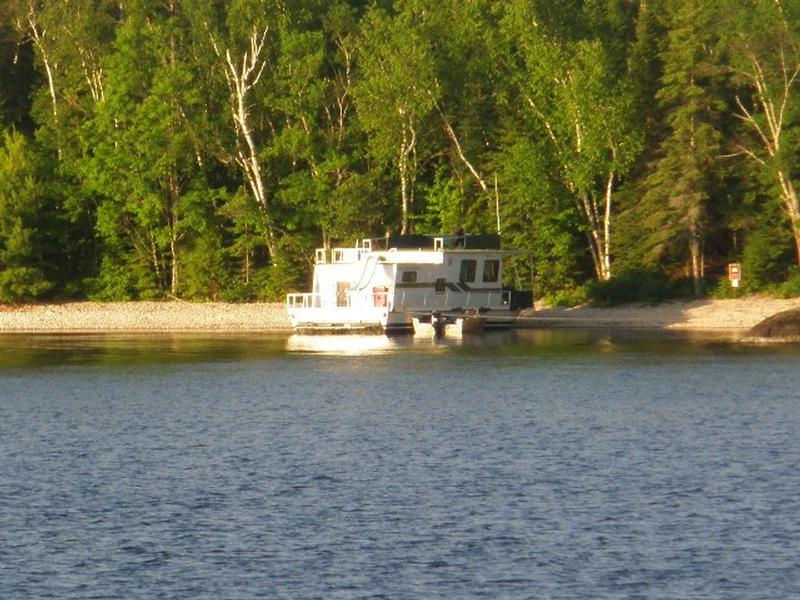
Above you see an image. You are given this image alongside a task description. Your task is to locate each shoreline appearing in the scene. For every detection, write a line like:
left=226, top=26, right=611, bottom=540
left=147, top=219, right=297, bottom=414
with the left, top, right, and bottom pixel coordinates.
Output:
left=517, top=297, right=800, bottom=332
left=0, top=296, right=798, bottom=334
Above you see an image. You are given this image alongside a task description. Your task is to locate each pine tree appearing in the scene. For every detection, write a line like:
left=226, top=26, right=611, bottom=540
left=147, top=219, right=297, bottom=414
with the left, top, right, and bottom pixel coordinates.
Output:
left=643, top=0, right=726, bottom=295
left=0, top=130, right=52, bottom=301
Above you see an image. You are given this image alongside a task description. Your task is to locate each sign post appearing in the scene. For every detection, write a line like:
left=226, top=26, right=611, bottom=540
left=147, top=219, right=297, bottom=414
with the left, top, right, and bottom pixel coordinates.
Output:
left=728, top=262, right=742, bottom=289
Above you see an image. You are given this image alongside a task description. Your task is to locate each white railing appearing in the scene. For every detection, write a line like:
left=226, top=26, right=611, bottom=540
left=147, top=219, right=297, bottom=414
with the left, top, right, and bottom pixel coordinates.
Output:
left=287, top=293, right=322, bottom=309
left=288, top=290, right=391, bottom=311
left=291, top=288, right=509, bottom=312
left=394, top=289, right=511, bottom=311
left=347, top=289, right=391, bottom=309
left=315, top=247, right=373, bottom=264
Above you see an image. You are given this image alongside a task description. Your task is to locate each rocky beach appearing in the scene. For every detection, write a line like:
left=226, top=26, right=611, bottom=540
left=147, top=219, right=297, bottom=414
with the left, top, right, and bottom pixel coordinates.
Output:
left=1, top=296, right=799, bottom=333
left=0, top=301, right=292, bottom=332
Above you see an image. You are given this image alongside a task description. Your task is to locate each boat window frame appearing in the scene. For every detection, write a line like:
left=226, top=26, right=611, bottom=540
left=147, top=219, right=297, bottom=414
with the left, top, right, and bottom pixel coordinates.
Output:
left=483, top=259, right=500, bottom=283
left=435, top=278, right=446, bottom=293
left=401, top=270, right=417, bottom=283
left=459, top=259, right=477, bottom=283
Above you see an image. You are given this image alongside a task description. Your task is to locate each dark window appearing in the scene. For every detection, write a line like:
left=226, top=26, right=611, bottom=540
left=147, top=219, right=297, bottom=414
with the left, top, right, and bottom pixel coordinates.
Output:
left=459, top=259, right=476, bottom=283
left=435, top=278, right=446, bottom=293
left=483, top=259, right=499, bottom=282
left=401, top=270, right=417, bottom=283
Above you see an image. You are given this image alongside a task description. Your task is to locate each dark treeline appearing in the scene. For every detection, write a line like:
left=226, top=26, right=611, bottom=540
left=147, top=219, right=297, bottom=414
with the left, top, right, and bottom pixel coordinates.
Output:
left=2, top=0, right=800, bottom=304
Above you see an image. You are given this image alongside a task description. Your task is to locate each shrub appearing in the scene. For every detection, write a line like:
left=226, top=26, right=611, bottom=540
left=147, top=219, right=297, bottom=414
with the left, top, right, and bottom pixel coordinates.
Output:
left=179, top=233, right=230, bottom=300
left=0, top=267, right=52, bottom=302
left=777, top=267, right=800, bottom=298
left=85, top=256, right=139, bottom=301
left=587, top=268, right=687, bottom=306
left=741, top=227, right=793, bottom=290
left=709, top=276, right=739, bottom=299
left=543, top=285, right=589, bottom=307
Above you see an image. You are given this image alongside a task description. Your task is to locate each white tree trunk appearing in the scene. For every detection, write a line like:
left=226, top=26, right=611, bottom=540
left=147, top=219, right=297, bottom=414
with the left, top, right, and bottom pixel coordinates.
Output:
left=397, top=115, right=417, bottom=235
left=209, top=28, right=278, bottom=258
left=602, top=170, right=615, bottom=281
left=778, top=170, right=800, bottom=266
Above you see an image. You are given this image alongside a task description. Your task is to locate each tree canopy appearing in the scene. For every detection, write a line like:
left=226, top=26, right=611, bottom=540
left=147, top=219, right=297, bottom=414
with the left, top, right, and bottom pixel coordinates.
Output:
left=1, top=0, right=800, bottom=303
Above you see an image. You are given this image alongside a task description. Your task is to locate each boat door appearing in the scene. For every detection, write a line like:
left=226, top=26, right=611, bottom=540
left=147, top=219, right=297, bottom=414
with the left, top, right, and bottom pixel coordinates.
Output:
left=336, top=282, right=350, bottom=307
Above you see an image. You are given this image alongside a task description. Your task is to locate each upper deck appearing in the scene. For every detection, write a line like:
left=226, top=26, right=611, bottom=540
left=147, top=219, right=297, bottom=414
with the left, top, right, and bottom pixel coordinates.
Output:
left=314, top=234, right=504, bottom=266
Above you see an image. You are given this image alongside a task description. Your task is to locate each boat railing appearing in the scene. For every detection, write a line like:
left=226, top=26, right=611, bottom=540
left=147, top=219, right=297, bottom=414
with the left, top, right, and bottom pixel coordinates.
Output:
left=315, top=247, right=372, bottom=264
left=287, top=293, right=323, bottom=309
left=288, top=291, right=391, bottom=311
left=346, top=288, right=390, bottom=310
left=394, top=289, right=512, bottom=310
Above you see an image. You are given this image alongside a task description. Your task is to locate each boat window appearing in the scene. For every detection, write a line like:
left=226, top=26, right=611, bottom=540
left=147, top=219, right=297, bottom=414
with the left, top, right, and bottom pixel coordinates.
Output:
left=435, top=278, right=446, bottom=293
left=401, top=270, right=417, bottom=283
left=483, top=259, right=499, bottom=282
left=459, top=259, right=476, bottom=283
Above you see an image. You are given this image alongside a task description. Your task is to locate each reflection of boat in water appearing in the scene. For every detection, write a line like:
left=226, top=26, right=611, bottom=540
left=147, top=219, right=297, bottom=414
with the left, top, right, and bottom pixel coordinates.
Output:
left=286, top=334, right=406, bottom=355
left=285, top=330, right=520, bottom=355
left=286, top=234, right=531, bottom=335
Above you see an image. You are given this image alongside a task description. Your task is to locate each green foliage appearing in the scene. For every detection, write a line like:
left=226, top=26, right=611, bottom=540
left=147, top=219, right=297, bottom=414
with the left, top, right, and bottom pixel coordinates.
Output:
left=641, top=0, right=727, bottom=294
left=544, top=285, right=590, bottom=308
left=86, top=255, right=138, bottom=301
left=256, top=235, right=314, bottom=301
left=777, top=268, right=800, bottom=298
left=0, top=130, right=52, bottom=301
left=4, top=0, right=800, bottom=304
left=587, top=269, right=691, bottom=306
left=740, top=226, right=794, bottom=290
left=416, top=166, right=463, bottom=234
left=180, top=232, right=230, bottom=300
left=495, top=132, right=587, bottom=296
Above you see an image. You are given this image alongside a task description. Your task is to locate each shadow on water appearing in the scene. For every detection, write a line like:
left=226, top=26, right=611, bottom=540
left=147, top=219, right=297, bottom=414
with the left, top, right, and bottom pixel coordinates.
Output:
left=2, top=328, right=799, bottom=369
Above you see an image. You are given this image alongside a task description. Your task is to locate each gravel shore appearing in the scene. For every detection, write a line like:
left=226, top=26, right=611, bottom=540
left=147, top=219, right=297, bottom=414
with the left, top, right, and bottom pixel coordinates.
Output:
left=0, top=302, right=291, bottom=332
left=1, top=296, right=798, bottom=333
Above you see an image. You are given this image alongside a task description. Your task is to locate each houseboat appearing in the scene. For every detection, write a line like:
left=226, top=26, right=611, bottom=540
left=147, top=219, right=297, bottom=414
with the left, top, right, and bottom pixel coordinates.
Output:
left=286, top=234, right=532, bottom=335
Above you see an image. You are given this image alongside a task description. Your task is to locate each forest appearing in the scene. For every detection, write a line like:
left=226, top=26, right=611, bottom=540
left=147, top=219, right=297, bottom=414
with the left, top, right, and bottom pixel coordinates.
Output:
left=1, top=0, right=800, bottom=305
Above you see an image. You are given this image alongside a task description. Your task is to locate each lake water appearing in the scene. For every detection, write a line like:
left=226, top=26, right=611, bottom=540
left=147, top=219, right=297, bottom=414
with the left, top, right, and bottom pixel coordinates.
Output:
left=1, top=330, right=799, bottom=598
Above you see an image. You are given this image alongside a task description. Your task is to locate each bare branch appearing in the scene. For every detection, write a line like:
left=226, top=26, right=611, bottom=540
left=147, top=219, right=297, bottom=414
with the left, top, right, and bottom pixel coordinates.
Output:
left=734, top=95, right=775, bottom=155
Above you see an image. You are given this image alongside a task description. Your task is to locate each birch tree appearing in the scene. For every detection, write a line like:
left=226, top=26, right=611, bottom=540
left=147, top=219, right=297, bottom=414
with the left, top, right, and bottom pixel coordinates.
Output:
left=425, top=0, right=504, bottom=233
left=6, top=0, right=61, bottom=148
left=502, top=1, right=641, bottom=281
left=354, top=7, right=439, bottom=235
left=206, top=23, right=279, bottom=259
left=727, top=0, right=800, bottom=266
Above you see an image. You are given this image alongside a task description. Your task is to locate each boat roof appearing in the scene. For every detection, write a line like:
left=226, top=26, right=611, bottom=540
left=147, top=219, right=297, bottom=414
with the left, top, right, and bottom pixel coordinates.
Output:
left=373, top=234, right=501, bottom=251
left=314, top=234, right=511, bottom=266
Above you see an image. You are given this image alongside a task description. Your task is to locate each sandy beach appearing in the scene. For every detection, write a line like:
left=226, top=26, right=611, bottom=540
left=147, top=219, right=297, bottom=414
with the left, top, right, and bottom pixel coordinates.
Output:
left=518, top=296, right=800, bottom=331
left=0, top=296, right=798, bottom=333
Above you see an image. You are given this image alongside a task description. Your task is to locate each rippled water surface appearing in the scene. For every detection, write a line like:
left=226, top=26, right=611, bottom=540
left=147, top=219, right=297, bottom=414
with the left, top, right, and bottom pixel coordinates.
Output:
left=1, top=331, right=799, bottom=598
